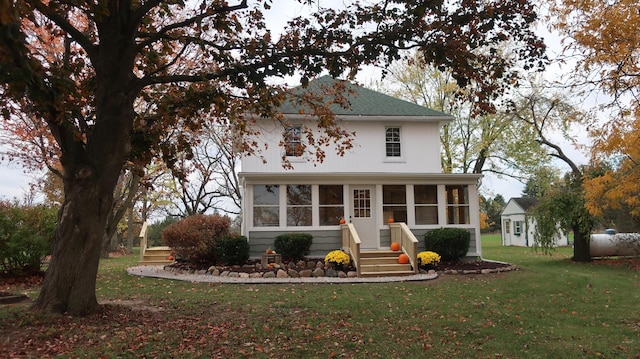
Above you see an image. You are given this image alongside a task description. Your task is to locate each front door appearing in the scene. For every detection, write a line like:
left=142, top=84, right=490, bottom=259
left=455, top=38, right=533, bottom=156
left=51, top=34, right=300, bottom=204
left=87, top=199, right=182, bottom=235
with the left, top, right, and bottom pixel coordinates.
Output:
left=351, top=186, right=379, bottom=249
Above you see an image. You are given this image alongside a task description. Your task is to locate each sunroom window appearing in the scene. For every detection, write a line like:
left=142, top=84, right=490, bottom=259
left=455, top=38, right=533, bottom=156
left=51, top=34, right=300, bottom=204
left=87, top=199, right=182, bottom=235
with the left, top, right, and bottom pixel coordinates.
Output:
left=287, top=185, right=312, bottom=226
left=445, top=185, right=470, bottom=224
left=383, top=185, right=407, bottom=222
left=253, top=185, right=279, bottom=227
left=414, top=185, right=438, bottom=224
left=319, top=185, right=344, bottom=226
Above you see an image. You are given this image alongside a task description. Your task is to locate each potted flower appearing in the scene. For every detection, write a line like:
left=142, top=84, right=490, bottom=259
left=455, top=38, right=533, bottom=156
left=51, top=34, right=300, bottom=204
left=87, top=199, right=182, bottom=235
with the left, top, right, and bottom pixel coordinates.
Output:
left=417, top=251, right=441, bottom=270
left=324, top=250, right=351, bottom=270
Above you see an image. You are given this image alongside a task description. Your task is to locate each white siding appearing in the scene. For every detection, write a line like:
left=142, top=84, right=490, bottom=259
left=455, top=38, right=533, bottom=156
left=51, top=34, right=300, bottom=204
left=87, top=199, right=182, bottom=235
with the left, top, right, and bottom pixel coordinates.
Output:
left=241, top=117, right=442, bottom=173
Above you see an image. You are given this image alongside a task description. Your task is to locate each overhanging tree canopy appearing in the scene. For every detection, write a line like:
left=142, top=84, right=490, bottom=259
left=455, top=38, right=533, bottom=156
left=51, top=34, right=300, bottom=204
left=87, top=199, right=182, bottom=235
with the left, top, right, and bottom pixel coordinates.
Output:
left=0, top=0, right=545, bottom=315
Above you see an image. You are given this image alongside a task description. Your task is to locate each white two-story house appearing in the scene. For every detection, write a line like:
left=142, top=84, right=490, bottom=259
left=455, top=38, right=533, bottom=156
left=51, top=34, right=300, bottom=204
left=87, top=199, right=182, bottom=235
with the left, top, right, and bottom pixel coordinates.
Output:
left=239, top=76, right=482, bottom=261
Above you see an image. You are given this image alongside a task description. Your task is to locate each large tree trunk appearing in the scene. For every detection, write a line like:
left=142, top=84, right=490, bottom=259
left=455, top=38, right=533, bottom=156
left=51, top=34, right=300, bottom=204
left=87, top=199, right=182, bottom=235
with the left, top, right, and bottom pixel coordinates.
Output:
left=572, top=224, right=591, bottom=262
left=34, top=183, right=115, bottom=315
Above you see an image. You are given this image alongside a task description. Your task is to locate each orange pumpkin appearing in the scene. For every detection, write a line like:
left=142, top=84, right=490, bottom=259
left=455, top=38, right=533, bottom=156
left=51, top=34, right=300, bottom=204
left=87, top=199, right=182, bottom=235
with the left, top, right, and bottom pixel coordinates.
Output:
left=388, top=217, right=395, bottom=223
left=339, top=218, right=346, bottom=224
left=390, top=242, right=400, bottom=251
left=167, top=255, right=175, bottom=261
left=398, top=253, right=409, bottom=264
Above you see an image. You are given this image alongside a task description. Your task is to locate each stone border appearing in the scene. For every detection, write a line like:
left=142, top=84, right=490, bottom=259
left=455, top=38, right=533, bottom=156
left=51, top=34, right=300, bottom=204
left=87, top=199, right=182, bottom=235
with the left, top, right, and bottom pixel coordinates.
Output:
left=127, top=261, right=518, bottom=284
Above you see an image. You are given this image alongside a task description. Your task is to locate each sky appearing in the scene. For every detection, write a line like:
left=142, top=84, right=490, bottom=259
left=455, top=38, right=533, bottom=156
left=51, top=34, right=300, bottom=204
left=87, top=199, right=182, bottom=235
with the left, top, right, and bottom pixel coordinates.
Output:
left=0, top=1, right=590, bottom=203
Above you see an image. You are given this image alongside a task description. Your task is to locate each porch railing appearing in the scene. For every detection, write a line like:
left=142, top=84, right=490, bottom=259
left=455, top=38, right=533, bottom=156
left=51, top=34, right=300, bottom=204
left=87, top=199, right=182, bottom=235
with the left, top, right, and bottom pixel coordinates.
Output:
left=139, top=221, right=148, bottom=262
left=341, top=223, right=362, bottom=277
left=389, top=222, right=419, bottom=274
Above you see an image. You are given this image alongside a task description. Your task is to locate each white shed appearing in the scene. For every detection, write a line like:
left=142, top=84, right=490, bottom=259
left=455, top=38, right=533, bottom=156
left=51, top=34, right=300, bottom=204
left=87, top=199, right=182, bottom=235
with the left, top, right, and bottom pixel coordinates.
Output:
left=500, top=197, right=569, bottom=247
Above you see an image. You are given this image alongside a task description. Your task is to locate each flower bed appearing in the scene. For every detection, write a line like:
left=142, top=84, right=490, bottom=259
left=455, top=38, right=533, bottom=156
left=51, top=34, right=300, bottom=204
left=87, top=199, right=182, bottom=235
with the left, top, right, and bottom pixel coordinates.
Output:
left=163, top=259, right=517, bottom=278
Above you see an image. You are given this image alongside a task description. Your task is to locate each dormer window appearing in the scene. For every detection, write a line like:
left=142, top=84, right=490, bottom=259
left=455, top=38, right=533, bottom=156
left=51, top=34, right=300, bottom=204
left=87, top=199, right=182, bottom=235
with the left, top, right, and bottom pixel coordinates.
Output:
left=385, top=127, right=401, bottom=157
left=285, top=126, right=303, bottom=157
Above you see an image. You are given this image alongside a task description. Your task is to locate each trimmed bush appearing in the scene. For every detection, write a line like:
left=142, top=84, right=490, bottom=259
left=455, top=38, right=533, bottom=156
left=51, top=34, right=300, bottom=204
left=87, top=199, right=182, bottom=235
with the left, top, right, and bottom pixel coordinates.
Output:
left=216, top=235, right=250, bottom=265
left=424, top=228, right=470, bottom=262
left=161, top=214, right=231, bottom=263
left=273, top=233, right=313, bottom=261
left=0, top=201, right=57, bottom=274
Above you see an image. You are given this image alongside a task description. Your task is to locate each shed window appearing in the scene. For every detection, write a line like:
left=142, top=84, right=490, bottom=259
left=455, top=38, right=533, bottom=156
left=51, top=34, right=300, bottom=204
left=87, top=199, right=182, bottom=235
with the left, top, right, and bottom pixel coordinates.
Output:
left=514, top=221, right=523, bottom=235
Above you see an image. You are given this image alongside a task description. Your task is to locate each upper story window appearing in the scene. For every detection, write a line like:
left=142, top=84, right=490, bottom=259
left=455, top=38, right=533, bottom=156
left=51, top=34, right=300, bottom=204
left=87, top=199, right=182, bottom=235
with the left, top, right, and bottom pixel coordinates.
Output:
left=385, top=127, right=401, bottom=157
left=285, top=126, right=304, bottom=157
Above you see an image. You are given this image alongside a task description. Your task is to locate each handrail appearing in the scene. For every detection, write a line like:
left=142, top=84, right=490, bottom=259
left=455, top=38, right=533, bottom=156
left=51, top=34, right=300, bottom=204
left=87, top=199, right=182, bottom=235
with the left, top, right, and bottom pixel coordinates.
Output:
left=139, top=221, right=148, bottom=262
left=389, top=222, right=419, bottom=274
left=341, top=223, right=362, bottom=277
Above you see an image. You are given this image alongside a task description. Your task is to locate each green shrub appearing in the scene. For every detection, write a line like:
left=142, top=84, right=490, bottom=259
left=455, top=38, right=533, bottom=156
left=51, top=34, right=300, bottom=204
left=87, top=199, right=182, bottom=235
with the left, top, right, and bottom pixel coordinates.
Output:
left=161, top=214, right=231, bottom=263
left=147, top=216, right=179, bottom=247
left=424, top=228, right=470, bottom=262
left=0, top=201, right=57, bottom=274
left=273, top=233, right=313, bottom=261
left=216, top=235, right=250, bottom=265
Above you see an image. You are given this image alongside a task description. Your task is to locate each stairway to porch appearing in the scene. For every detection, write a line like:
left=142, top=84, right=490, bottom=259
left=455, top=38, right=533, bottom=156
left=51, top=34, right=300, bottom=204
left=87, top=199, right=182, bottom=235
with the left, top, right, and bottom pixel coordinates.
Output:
left=138, top=246, right=173, bottom=265
left=359, top=250, right=415, bottom=277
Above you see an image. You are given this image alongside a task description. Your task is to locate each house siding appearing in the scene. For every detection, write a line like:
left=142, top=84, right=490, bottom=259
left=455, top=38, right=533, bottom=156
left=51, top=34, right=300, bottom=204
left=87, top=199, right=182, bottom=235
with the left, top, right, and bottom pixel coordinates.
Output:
left=248, top=230, right=342, bottom=258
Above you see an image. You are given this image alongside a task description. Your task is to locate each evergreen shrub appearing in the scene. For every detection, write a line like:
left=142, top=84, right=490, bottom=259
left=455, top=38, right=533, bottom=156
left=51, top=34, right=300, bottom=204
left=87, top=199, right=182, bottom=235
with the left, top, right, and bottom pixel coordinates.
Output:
left=273, top=233, right=313, bottom=261
left=424, top=228, right=470, bottom=262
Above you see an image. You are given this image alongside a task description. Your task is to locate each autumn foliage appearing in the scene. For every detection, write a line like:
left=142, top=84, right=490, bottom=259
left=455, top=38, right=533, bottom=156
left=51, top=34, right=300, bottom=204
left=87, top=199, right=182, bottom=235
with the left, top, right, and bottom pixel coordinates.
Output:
left=162, top=214, right=231, bottom=264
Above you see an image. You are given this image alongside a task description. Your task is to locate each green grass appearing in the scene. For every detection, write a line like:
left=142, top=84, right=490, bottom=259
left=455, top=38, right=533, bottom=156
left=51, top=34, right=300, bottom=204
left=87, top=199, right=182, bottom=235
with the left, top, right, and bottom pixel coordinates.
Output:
left=1, top=238, right=639, bottom=358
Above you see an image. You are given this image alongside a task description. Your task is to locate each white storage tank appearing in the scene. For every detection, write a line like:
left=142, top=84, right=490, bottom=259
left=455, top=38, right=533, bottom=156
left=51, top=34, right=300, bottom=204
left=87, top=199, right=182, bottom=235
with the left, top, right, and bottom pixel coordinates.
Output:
left=590, top=231, right=640, bottom=257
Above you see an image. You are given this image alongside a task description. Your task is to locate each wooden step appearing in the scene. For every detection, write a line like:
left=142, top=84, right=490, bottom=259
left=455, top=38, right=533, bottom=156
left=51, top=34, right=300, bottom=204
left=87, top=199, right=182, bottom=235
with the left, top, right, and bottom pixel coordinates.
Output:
left=361, top=263, right=412, bottom=272
left=139, top=247, right=173, bottom=265
left=360, top=270, right=416, bottom=278
left=361, top=256, right=401, bottom=265
left=360, top=250, right=398, bottom=258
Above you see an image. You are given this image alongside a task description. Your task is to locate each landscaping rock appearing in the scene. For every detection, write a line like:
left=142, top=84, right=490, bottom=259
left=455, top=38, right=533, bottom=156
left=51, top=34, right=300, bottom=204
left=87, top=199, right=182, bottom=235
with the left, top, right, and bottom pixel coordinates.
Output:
left=325, top=268, right=338, bottom=277
left=296, top=260, right=306, bottom=269
left=288, top=269, right=300, bottom=278
left=276, top=269, right=289, bottom=278
left=347, top=271, right=358, bottom=278
left=306, top=261, right=316, bottom=269
left=263, top=271, right=275, bottom=278
left=250, top=272, right=263, bottom=278
left=228, top=272, right=239, bottom=278
left=239, top=272, right=250, bottom=278
left=299, top=269, right=313, bottom=277
left=315, top=261, right=323, bottom=268
left=338, top=271, right=347, bottom=278
left=312, top=268, right=325, bottom=277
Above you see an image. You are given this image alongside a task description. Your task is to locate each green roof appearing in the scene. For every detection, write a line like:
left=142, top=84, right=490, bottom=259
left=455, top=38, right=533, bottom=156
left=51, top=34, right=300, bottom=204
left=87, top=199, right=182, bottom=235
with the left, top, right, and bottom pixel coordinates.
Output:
left=278, top=75, right=451, bottom=118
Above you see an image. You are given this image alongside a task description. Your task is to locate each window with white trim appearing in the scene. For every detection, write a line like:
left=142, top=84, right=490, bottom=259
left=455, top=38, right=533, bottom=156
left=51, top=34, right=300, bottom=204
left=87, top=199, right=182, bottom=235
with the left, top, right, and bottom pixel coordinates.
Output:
left=445, top=185, right=470, bottom=224
left=385, top=127, right=401, bottom=157
left=514, top=221, right=523, bottom=235
left=287, top=185, right=312, bottom=226
left=253, top=185, right=279, bottom=227
left=319, top=185, right=344, bottom=226
left=285, top=126, right=304, bottom=157
left=383, top=185, right=407, bottom=222
left=414, top=185, right=438, bottom=224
